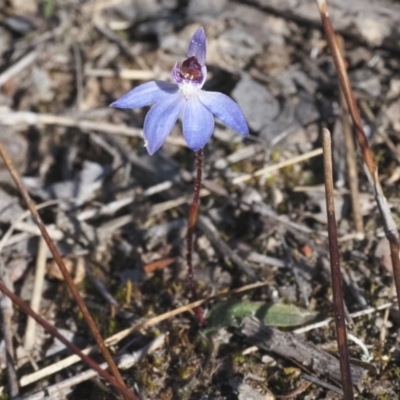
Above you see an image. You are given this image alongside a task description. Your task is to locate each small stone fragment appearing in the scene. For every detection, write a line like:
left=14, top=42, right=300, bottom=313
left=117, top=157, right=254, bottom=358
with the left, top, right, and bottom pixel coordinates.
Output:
left=232, top=73, right=279, bottom=132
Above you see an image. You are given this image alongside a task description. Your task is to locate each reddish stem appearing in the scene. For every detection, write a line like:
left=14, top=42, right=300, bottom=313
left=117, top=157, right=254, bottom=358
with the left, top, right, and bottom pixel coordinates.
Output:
left=186, top=149, right=205, bottom=325
left=322, top=129, right=354, bottom=399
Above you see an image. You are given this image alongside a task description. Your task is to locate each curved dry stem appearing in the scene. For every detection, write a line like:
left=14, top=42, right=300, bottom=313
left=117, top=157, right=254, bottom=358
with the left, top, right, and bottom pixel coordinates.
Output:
left=0, top=280, right=138, bottom=399
left=322, top=129, right=354, bottom=399
left=316, top=0, right=400, bottom=314
left=0, top=141, right=132, bottom=397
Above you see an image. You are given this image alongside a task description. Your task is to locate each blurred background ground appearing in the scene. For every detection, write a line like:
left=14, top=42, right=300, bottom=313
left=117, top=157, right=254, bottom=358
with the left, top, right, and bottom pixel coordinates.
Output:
left=1, top=0, right=400, bottom=399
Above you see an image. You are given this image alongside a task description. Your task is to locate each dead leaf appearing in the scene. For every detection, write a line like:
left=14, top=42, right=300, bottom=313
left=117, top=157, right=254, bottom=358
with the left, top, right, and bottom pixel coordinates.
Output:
left=47, top=257, right=86, bottom=284
left=144, top=257, right=175, bottom=273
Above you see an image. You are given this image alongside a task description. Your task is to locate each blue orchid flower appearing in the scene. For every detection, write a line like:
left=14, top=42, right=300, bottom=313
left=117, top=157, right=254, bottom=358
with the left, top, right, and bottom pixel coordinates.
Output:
left=110, top=27, right=249, bottom=155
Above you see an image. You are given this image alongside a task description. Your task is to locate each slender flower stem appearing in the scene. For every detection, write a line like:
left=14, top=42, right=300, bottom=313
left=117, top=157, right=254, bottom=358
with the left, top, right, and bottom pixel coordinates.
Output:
left=0, top=141, right=129, bottom=396
left=322, top=129, right=354, bottom=399
left=186, top=149, right=205, bottom=325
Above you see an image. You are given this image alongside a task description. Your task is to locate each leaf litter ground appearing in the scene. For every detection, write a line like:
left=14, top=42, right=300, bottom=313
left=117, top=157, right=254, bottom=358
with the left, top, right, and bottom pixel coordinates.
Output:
left=0, top=0, right=400, bottom=399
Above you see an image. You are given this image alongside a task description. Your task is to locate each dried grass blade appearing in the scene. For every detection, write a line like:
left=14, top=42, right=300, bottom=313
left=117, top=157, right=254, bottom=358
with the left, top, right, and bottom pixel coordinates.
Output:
left=316, top=0, right=400, bottom=313
left=0, top=141, right=135, bottom=399
left=322, top=128, right=354, bottom=398
left=0, top=279, right=138, bottom=400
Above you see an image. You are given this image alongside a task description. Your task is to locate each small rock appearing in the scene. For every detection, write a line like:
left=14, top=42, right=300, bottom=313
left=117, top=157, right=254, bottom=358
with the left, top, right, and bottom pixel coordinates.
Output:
left=209, top=27, right=262, bottom=70
left=6, top=257, right=29, bottom=282
left=224, top=5, right=289, bottom=46
left=0, top=128, right=28, bottom=173
left=232, top=73, right=279, bottom=132
left=230, top=380, right=267, bottom=400
left=31, top=67, right=54, bottom=102
left=295, top=92, right=319, bottom=125
left=354, top=16, right=391, bottom=47
left=114, top=0, right=175, bottom=21
left=241, top=187, right=263, bottom=211
left=387, top=79, right=400, bottom=100
left=0, top=189, right=23, bottom=224
left=261, top=354, right=275, bottom=364
left=26, top=161, right=110, bottom=206
left=45, top=328, right=86, bottom=357
left=273, top=66, right=318, bottom=96
left=350, top=69, right=382, bottom=98
left=259, top=100, right=300, bottom=145
left=187, top=0, right=228, bottom=16
left=386, top=100, right=400, bottom=132
left=10, top=0, right=37, bottom=14
left=374, top=237, right=392, bottom=273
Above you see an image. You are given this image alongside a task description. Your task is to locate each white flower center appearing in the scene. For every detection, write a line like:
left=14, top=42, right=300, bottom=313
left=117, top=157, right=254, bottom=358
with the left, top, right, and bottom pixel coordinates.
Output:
left=180, top=81, right=198, bottom=99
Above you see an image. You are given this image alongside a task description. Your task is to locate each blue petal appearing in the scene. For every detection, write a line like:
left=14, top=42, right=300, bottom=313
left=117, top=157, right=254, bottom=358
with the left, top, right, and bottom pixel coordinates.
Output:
left=144, top=92, right=185, bottom=155
left=197, top=91, right=249, bottom=135
left=187, top=27, right=206, bottom=66
left=182, top=94, right=214, bottom=151
left=110, top=81, right=179, bottom=109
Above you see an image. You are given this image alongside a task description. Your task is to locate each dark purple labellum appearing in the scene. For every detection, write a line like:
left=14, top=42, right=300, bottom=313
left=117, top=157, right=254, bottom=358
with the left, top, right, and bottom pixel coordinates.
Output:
left=181, top=56, right=202, bottom=81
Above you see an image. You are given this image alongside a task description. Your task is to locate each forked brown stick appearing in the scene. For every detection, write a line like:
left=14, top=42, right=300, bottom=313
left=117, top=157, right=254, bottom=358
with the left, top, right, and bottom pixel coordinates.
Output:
left=316, top=0, right=400, bottom=312
left=322, top=129, right=354, bottom=399
left=0, top=141, right=131, bottom=397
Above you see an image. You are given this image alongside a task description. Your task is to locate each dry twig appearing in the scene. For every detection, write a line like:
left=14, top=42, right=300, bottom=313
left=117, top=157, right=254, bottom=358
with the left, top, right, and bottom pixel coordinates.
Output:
left=322, top=128, right=354, bottom=398
left=232, top=148, right=323, bottom=184
left=316, top=0, right=400, bottom=313
left=0, top=279, right=137, bottom=400
left=0, top=267, right=19, bottom=397
left=19, top=334, right=166, bottom=400
left=24, top=237, right=47, bottom=351
left=85, top=68, right=168, bottom=81
left=0, top=111, right=186, bottom=146
left=336, top=35, right=364, bottom=238
left=0, top=141, right=132, bottom=397
left=0, top=50, right=39, bottom=87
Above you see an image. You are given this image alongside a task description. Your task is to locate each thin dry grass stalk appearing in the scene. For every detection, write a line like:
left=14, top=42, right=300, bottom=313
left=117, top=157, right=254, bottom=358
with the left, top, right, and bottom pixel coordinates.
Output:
left=20, top=334, right=166, bottom=400
left=24, top=237, right=47, bottom=351
left=0, top=142, right=135, bottom=398
left=322, top=128, right=354, bottom=399
left=0, top=110, right=186, bottom=146
left=0, top=279, right=138, bottom=400
left=336, top=35, right=364, bottom=238
left=316, top=0, right=400, bottom=312
left=1, top=271, right=19, bottom=397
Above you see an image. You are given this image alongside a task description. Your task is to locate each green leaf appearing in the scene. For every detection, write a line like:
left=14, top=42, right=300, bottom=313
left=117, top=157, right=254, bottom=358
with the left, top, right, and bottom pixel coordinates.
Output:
left=255, top=303, right=318, bottom=327
left=42, top=0, right=55, bottom=18
left=205, top=300, right=318, bottom=333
